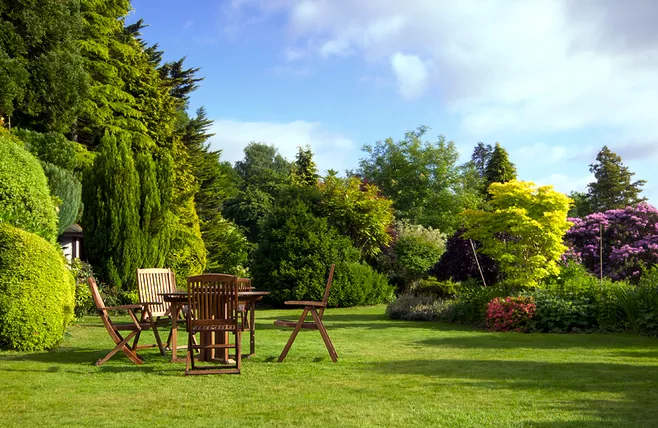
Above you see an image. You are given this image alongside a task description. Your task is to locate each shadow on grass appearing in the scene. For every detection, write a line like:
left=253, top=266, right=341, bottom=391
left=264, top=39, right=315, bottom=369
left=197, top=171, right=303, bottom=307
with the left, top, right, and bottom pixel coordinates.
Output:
left=258, top=312, right=479, bottom=332
left=0, top=347, right=179, bottom=374
left=366, top=358, right=658, bottom=426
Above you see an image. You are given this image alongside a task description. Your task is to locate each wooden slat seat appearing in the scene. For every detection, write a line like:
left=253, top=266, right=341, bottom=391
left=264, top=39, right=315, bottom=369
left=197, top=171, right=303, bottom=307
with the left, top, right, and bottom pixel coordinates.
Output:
left=274, top=264, right=338, bottom=363
left=273, top=320, right=318, bottom=329
left=283, top=300, right=326, bottom=307
left=112, top=322, right=153, bottom=331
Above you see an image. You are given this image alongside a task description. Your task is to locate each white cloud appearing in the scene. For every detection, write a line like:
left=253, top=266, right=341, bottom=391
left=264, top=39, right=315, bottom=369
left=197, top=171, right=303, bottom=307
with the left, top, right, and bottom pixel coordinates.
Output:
left=182, top=20, right=195, bottom=30
left=536, top=173, right=594, bottom=195
left=514, top=143, right=567, bottom=165
left=208, top=119, right=358, bottom=174
left=390, top=53, right=429, bottom=100
left=227, top=0, right=658, bottom=144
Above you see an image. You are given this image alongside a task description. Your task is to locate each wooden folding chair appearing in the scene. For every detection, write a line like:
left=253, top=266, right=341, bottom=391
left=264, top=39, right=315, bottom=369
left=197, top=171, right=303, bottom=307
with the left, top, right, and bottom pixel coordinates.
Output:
left=274, top=264, right=338, bottom=363
left=136, top=268, right=180, bottom=350
left=87, top=277, right=165, bottom=366
left=186, top=274, right=242, bottom=375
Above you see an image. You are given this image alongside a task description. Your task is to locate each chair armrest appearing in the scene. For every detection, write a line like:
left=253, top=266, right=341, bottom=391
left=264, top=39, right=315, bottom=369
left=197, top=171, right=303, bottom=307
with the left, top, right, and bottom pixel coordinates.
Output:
left=100, top=305, right=143, bottom=329
left=283, top=300, right=325, bottom=307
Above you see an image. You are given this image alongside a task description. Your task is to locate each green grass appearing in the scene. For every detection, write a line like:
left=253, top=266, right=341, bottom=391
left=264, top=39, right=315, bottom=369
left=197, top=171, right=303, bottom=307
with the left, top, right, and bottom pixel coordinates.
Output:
left=1, top=306, right=658, bottom=427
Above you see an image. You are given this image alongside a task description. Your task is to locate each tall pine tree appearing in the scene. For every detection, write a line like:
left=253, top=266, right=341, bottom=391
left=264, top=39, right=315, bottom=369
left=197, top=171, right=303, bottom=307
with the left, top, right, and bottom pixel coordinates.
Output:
left=484, top=142, right=517, bottom=195
left=587, top=146, right=646, bottom=212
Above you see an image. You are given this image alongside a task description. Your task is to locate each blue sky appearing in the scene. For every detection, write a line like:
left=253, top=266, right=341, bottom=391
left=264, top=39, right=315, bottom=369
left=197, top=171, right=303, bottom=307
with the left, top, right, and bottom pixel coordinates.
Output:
left=133, top=0, right=658, bottom=202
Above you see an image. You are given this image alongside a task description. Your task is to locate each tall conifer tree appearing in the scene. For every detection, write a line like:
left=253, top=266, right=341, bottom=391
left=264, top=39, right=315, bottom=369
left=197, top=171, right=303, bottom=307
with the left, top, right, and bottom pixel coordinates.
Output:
left=484, top=142, right=517, bottom=195
left=587, top=146, right=646, bottom=212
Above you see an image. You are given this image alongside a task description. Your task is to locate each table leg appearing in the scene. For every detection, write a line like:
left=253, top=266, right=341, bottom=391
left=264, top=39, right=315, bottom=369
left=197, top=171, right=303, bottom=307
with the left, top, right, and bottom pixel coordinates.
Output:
left=170, top=302, right=179, bottom=363
left=249, top=298, right=256, bottom=356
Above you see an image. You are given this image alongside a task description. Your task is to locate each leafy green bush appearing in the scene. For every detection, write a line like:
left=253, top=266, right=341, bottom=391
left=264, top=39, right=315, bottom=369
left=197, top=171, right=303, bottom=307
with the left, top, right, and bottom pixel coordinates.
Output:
left=0, top=224, right=75, bottom=350
left=527, top=263, right=630, bottom=332
left=0, top=132, right=58, bottom=241
left=252, top=200, right=392, bottom=307
left=386, top=293, right=452, bottom=321
left=377, top=221, right=446, bottom=291
left=42, top=162, right=82, bottom=235
left=331, top=261, right=395, bottom=307
left=416, top=277, right=461, bottom=299
left=529, top=289, right=594, bottom=332
left=445, top=280, right=508, bottom=326
left=69, top=259, right=95, bottom=317
left=617, top=267, right=658, bottom=336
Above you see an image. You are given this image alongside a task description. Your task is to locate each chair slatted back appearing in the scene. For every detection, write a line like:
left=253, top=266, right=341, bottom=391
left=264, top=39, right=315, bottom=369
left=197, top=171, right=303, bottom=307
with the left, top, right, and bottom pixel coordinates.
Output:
left=237, top=277, right=252, bottom=292
left=187, top=274, right=239, bottom=328
left=137, top=268, right=176, bottom=317
left=87, top=277, right=119, bottom=339
left=321, top=264, right=336, bottom=307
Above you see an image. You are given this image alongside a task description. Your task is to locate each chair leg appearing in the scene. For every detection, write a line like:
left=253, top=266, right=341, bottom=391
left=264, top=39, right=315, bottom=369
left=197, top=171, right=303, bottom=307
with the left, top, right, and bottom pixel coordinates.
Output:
left=186, top=328, right=194, bottom=374
left=310, top=307, right=338, bottom=362
left=278, top=307, right=309, bottom=362
left=131, top=329, right=142, bottom=353
left=236, top=330, right=242, bottom=373
left=97, top=331, right=141, bottom=366
left=149, top=317, right=165, bottom=356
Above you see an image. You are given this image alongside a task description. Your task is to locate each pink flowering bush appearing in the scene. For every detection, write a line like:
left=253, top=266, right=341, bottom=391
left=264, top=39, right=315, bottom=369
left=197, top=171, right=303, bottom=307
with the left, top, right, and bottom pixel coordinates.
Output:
left=486, top=296, right=536, bottom=332
left=565, top=203, right=658, bottom=283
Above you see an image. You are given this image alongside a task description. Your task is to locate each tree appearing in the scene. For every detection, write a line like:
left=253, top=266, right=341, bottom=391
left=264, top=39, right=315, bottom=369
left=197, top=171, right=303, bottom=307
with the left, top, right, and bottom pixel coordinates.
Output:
left=567, top=191, right=592, bottom=218
left=390, top=222, right=446, bottom=290
left=586, top=146, right=646, bottom=212
left=291, top=145, right=318, bottom=187
left=41, top=163, right=82, bottom=235
left=82, top=132, right=141, bottom=290
left=462, top=180, right=572, bottom=289
left=484, top=142, right=517, bottom=193
left=358, top=126, right=482, bottom=234
left=471, top=142, right=493, bottom=178
left=319, top=175, right=394, bottom=258
left=234, top=142, right=291, bottom=190
left=0, top=0, right=88, bottom=132
left=224, top=143, right=293, bottom=240
left=431, top=228, right=499, bottom=285
left=250, top=200, right=393, bottom=306
left=82, top=132, right=174, bottom=291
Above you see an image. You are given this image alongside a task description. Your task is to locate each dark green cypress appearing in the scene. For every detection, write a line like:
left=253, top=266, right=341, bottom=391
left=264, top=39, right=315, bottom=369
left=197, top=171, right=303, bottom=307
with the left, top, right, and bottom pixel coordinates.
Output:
left=82, top=132, right=140, bottom=290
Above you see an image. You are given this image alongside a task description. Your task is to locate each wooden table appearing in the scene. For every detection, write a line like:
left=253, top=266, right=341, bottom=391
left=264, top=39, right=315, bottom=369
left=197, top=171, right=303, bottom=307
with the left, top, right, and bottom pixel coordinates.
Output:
left=159, top=290, right=269, bottom=363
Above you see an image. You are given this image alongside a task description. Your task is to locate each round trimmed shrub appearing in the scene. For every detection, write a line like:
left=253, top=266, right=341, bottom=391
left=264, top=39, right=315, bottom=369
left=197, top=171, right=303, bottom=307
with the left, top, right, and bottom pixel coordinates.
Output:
left=0, top=224, right=75, bottom=350
left=0, top=133, right=58, bottom=242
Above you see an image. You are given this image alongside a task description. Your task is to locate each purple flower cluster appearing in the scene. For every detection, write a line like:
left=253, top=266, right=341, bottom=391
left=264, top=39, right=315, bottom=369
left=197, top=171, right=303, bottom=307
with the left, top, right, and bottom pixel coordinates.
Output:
left=565, top=203, right=658, bottom=282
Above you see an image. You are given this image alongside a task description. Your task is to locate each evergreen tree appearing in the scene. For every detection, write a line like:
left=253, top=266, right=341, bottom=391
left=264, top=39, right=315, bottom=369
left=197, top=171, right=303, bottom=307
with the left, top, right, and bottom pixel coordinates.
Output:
left=291, top=145, right=318, bottom=187
left=82, top=133, right=174, bottom=290
left=0, top=0, right=88, bottom=132
left=81, top=133, right=141, bottom=290
left=484, top=142, right=517, bottom=193
left=586, top=146, right=647, bottom=212
left=567, top=191, right=592, bottom=218
left=471, top=142, right=493, bottom=178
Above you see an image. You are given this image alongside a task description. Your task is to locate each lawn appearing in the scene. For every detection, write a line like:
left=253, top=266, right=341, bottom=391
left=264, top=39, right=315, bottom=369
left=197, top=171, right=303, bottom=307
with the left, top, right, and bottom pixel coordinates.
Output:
left=1, top=306, right=658, bottom=428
